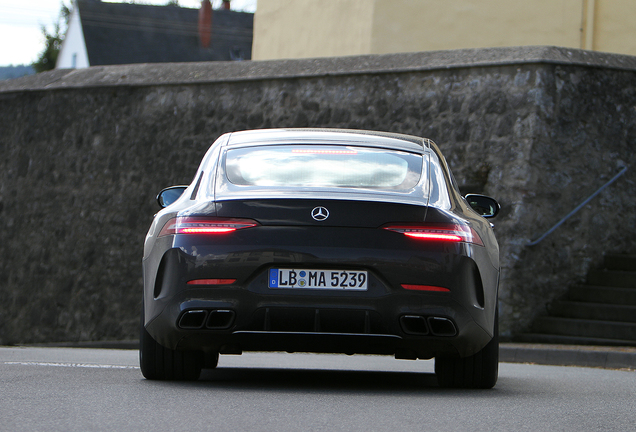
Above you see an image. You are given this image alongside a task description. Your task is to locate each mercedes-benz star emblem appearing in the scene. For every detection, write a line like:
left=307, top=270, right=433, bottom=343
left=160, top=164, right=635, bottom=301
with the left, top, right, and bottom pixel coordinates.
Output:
left=311, top=206, right=330, bottom=221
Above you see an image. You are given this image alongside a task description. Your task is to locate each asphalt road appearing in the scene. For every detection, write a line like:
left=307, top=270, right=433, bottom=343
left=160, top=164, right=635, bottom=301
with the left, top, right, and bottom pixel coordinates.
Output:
left=1, top=347, right=635, bottom=431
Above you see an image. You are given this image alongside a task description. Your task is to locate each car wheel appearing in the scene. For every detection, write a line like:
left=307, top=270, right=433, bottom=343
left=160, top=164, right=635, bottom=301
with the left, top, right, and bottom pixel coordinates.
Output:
left=139, top=306, right=203, bottom=381
left=435, top=310, right=499, bottom=389
left=204, top=351, right=219, bottom=369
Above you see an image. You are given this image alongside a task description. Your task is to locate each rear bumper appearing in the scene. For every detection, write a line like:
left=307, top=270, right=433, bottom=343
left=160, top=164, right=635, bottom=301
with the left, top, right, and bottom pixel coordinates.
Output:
left=143, top=227, right=498, bottom=359
left=145, top=285, right=493, bottom=359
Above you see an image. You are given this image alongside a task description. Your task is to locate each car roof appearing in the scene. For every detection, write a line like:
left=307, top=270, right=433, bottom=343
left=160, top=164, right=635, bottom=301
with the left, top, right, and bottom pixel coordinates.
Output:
left=223, top=128, right=430, bottom=153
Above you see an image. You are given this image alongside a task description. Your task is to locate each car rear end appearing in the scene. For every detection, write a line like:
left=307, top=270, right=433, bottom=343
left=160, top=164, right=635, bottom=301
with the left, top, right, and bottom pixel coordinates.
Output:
left=143, top=130, right=498, bottom=365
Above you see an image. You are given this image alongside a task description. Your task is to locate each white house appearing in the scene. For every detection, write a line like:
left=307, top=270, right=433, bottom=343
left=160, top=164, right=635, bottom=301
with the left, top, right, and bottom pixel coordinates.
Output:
left=56, top=1, right=90, bottom=69
left=57, top=0, right=253, bottom=69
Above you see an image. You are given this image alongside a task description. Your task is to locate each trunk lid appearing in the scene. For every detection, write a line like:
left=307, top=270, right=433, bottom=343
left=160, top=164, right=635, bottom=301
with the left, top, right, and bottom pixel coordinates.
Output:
left=215, top=199, right=428, bottom=228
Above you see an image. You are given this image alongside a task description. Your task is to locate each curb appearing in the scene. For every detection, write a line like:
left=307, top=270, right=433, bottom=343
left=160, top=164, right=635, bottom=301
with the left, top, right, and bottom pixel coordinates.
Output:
left=500, top=343, right=636, bottom=370
left=21, top=341, right=636, bottom=370
left=24, top=340, right=139, bottom=350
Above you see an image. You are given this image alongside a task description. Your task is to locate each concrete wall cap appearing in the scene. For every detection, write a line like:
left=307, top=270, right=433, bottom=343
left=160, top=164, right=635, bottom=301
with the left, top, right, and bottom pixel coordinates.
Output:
left=3, top=45, right=636, bottom=93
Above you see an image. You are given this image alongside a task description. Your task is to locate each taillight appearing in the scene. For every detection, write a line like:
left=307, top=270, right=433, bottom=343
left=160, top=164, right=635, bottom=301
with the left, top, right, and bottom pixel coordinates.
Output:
left=291, top=149, right=358, bottom=155
left=383, top=223, right=484, bottom=246
left=187, top=279, right=237, bottom=285
left=401, top=284, right=450, bottom=292
left=158, top=217, right=259, bottom=237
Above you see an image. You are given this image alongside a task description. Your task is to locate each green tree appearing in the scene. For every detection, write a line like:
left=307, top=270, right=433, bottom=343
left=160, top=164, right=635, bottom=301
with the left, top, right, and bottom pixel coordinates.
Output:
left=32, top=3, right=71, bottom=73
left=32, top=23, right=62, bottom=73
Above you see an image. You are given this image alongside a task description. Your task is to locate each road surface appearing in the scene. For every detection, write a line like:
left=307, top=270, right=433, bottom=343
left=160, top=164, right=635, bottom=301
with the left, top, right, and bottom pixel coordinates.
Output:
left=1, top=347, right=635, bottom=431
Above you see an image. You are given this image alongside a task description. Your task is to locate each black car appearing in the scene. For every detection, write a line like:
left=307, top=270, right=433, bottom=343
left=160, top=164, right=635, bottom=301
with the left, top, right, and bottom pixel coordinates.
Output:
left=141, top=129, right=500, bottom=388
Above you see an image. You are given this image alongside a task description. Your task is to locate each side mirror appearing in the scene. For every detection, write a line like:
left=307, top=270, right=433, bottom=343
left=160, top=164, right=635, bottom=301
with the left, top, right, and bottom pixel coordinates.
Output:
left=465, top=194, right=500, bottom=218
left=156, top=186, right=188, bottom=208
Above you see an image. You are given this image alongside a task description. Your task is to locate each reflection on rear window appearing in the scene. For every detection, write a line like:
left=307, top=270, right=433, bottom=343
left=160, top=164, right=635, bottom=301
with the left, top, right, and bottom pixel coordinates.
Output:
left=225, top=145, right=422, bottom=190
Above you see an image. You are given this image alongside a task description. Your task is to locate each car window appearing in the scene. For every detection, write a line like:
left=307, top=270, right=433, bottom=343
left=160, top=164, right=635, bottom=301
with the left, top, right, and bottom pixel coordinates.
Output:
left=224, top=145, right=422, bottom=190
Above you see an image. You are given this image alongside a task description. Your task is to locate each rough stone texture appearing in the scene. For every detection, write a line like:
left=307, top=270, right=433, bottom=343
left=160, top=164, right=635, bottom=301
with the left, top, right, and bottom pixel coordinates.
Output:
left=1, top=46, right=635, bottom=344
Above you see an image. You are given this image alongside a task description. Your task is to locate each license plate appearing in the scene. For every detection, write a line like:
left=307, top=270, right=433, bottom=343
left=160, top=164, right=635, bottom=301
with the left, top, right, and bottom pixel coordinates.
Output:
left=269, top=269, right=368, bottom=290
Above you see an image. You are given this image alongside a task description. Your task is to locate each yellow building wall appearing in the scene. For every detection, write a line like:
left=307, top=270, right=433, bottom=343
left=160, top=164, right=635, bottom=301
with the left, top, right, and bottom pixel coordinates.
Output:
left=252, top=0, right=375, bottom=60
left=594, top=0, right=636, bottom=55
left=252, top=0, right=636, bottom=60
left=370, top=0, right=582, bottom=54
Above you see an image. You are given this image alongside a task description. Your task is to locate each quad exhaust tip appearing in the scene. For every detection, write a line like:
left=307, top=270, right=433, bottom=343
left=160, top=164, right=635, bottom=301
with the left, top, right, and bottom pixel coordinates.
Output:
left=427, top=316, right=457, bottom=337
left=400, top=315, right=457, bottom=337
left=178, top=309, right=236, bottom=329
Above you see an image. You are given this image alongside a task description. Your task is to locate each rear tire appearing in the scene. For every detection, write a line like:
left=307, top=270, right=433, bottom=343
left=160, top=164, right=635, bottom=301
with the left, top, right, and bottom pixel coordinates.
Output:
left=139, top=307, right=203, bottom=380
left=435, top=311, right=499, bottom=389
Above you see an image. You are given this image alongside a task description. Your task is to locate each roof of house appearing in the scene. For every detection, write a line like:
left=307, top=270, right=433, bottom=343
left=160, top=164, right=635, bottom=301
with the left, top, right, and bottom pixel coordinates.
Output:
left=77, top=0, right=253, bottom=65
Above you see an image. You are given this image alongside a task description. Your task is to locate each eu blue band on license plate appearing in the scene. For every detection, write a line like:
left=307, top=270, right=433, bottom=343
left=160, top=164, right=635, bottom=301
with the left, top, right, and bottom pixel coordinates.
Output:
left=269, top=269, right=368, bottom=290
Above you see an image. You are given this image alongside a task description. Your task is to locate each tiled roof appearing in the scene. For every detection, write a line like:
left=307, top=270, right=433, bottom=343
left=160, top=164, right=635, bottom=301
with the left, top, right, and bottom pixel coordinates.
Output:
left=77, top=0, right=253, bottom=65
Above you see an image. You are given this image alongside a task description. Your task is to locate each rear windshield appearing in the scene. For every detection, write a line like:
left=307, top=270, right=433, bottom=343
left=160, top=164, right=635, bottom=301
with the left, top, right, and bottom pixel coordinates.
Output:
left=224, top=145, right=422, bottom=190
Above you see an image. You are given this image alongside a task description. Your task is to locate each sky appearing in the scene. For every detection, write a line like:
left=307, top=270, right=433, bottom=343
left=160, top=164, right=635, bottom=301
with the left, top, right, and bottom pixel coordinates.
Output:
left=0, top=0, right=257, bottom=67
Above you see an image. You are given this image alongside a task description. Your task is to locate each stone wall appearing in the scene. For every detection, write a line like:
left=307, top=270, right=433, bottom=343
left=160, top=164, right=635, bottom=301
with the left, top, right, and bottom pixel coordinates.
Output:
left=1, top=46, right=635, bottom=344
